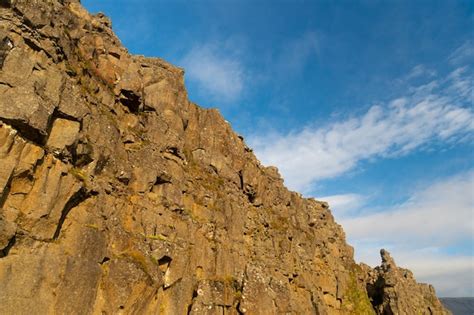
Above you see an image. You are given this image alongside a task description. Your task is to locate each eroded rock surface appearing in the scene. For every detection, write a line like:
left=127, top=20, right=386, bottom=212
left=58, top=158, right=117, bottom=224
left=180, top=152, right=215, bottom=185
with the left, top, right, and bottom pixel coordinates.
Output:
left=0, top=1, right=450, bottom=314
left=361, top=250, right=449, bottom=315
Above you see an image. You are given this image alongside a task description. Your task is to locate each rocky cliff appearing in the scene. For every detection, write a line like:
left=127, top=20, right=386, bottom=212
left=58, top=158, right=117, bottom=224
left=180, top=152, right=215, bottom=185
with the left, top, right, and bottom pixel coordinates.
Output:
left=0, top=1, right=450, bottom=314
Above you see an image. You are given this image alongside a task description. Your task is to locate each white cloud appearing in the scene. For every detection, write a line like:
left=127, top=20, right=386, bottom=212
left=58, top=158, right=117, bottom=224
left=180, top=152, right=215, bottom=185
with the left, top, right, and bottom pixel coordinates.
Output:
left=318, top=193, right=366, bottom=216
left=341, top=172, right=474, bottom=246
left=250, top=66, right=473, bottom=192
left=414, top=256, right=474, bottom=297
left=180, top=43, right=245, bottom=103
left=405, top=64, right=437, bottom=80
left=449, top=40, right=474, bottom=65
left=340, top=172, right=474, bottom=297
left=179, top=31, right=319, bottom=104
left=447, top=66, right=473, bottom=99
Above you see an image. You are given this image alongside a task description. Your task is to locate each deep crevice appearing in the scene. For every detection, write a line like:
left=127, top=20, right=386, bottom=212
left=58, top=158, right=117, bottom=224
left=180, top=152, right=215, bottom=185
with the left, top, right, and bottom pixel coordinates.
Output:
left=54, top=108, right=82, bottom=122
left=182, top=118, right=189, bottom=131
left=236, top=301, right=245, bottom=315
left=0, top=234, right=16, bottom=258
left=154, top=174, right=171, bottom=186
left=366, top=275, right=385, bottom=308
left=0, top=173, right=13, bottom=208
left=23, top=37, right=45, bottom=53
left=99, top=256, right=110, bottom=264
left=244, top=187, right=256, bottom=204
left=0, top=118, right=46, bottom=145
left=119, top=90, right=141, bottom=113
left=187, top=290, right=198, bottom=315
left=0, top=0, right=11, bottom=8
left=238, top=170, right=244, bottom=190
left=0, top=82, right=13, bottom=88
left=142, top=103, right=156, bottom=112
left=52, top=187, right=89, bottom=239
left=158, top=255, right=172, bottom=268
left=186, top=303, right=193, bottom=315
left=165, top=146, right=184, bottom=160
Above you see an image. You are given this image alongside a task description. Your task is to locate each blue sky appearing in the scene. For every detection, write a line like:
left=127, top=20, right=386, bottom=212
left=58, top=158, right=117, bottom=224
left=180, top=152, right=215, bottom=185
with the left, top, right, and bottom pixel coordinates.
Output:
left=82, top=0, right=473, bottom=297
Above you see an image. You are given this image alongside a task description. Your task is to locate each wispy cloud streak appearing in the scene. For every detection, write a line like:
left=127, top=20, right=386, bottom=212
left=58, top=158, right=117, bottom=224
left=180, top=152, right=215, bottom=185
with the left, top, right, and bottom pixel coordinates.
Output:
left=180, top=42, right=245, bottom=103
left=341, top=172, right=474, bottom=245
left=250, top=65, right=473, bottom=192
left=449, top=40, right=474, bottom=65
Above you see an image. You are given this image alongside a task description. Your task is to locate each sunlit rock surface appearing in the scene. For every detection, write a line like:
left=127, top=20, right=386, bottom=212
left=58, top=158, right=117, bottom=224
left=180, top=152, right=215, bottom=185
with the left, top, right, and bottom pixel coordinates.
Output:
left=0, top=1, right=450, bottom=314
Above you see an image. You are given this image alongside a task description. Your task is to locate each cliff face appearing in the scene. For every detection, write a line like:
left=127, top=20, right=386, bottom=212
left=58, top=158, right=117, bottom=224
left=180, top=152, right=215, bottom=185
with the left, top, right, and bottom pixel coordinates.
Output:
left=0, top=1, right=450, bottom=314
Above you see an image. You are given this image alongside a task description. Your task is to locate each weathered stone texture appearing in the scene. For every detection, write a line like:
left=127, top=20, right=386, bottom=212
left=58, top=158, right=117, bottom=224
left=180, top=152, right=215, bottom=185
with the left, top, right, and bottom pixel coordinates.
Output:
left=0, top=1, right=450, bottom=314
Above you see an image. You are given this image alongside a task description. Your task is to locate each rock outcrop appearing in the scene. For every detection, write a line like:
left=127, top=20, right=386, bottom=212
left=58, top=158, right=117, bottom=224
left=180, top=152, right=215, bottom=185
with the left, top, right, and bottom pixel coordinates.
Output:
left=0, top=1, right=450, bottom=314
left=362, top=250, right=449, bottom=314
